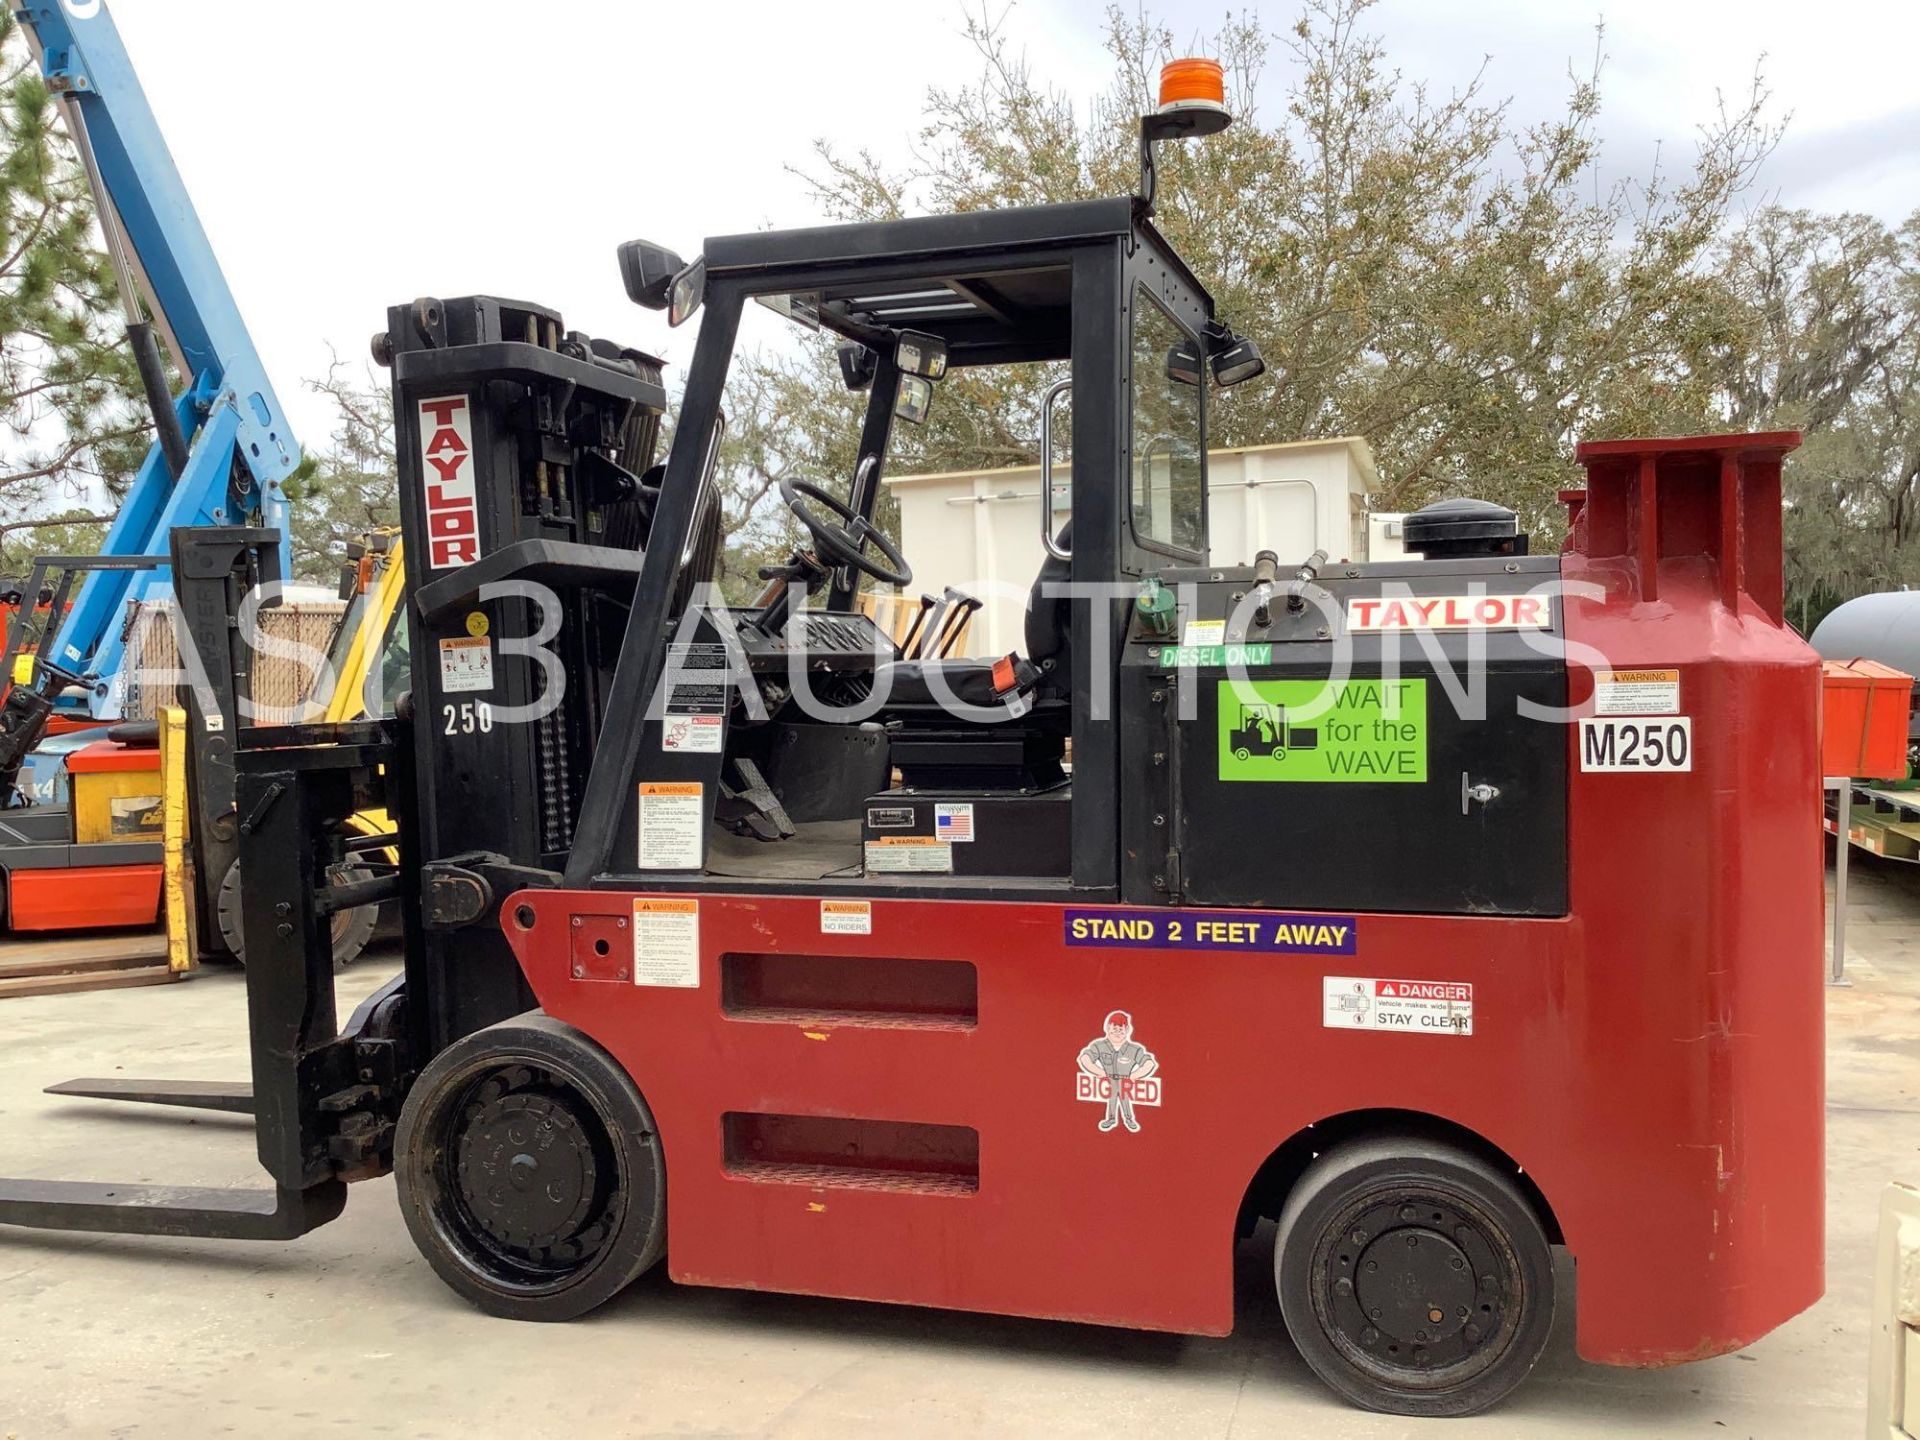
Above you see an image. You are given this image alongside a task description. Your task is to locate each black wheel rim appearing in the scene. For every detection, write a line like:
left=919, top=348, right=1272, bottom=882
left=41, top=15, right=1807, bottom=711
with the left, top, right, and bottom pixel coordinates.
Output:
left=1308, top=1182, right=1525, bottom=1393
left=424, top=1059, right=626, bottom=1295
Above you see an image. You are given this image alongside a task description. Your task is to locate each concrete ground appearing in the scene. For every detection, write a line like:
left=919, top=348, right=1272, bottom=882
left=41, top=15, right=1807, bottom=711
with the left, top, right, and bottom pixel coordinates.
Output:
left=1, top=853, right=1914, bottom=1438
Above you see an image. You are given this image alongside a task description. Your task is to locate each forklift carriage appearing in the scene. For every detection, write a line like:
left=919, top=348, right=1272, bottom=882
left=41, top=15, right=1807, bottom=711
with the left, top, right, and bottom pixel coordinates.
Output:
left=0, top=87, right=1823, bottom=1421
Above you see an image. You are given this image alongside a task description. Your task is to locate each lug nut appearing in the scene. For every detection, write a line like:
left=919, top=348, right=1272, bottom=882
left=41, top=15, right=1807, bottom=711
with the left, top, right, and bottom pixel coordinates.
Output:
left=1333, top=1277, right=1353, bottom=1297
left=1360, top=1326, right=1379, bottom=1345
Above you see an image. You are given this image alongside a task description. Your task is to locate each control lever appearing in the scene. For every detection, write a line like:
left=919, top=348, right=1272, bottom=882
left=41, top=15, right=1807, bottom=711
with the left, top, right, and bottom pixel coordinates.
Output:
left=1251, top=550, right=1280, bottom=628
left=937, top=590, right=983, bottom=657
left=899, top=594, right=937, bottom=657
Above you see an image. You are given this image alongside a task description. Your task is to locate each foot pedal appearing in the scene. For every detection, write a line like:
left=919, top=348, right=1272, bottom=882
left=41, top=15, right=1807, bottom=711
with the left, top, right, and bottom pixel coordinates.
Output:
left=715, top=757, right=796, bottom=842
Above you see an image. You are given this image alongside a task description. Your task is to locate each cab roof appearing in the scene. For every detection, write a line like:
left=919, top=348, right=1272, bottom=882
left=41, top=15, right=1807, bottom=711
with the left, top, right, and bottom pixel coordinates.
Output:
left=701, top=196, right=1207, bottom=367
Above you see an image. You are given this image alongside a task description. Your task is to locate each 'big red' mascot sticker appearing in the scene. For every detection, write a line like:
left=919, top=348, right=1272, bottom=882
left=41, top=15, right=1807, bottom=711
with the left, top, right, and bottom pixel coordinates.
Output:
left=1075, top=1011, right=1161, bottom=1133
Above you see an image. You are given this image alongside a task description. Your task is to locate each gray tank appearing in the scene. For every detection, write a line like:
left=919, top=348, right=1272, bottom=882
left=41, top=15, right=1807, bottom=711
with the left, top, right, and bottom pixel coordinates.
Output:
left=1810, top=591, right=1920, bottom=676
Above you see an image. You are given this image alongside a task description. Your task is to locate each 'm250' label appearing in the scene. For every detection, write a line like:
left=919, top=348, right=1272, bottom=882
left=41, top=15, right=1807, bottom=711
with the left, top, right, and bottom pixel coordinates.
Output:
left=1579, top=717, right=1692, bottom=772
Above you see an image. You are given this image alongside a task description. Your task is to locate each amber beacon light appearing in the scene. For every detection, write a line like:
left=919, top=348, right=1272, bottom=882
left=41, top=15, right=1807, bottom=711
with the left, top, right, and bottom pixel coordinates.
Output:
left=1159, top=57, right=1227, bottom=115
left=1137, top=58, right=1232, bottom=212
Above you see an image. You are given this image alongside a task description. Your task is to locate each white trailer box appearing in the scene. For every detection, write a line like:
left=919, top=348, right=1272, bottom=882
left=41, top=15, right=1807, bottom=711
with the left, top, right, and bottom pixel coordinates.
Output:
left=884, top=436, right=1383, bottom=658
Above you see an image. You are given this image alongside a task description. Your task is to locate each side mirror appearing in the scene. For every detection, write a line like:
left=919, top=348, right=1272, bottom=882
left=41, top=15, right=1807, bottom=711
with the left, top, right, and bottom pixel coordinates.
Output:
left=668, top=257, right=707, bottom=327
left=838, top=342, right=877, bottom=392
left=1211, top=335, right=1267, bottom=388
left=617, top=240, right=686, bottom=310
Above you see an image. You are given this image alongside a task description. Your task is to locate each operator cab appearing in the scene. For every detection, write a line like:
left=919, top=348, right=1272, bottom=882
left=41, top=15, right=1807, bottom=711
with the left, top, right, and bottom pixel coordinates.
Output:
left=608, top=194, right=1263, bottom=894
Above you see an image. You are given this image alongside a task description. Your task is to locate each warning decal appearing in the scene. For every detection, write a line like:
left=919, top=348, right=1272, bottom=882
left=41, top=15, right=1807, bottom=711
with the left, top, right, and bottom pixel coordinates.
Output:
left=438, top=635, right=493, bottom=693
left=820, top=900, right=872, bottom=935
left=1592, top=668, right=1680, bottom=716
left=632, top=898, right=700, bottom=987
left=1323, top=977, right=1474, bottom=1035
left=636, top=781, right=704, bottom=870
left=662, top=714, right=724, bottom=752
left=865, top=836, right=953, bottom=874
left=1218, top=679, right=1426, bottom=783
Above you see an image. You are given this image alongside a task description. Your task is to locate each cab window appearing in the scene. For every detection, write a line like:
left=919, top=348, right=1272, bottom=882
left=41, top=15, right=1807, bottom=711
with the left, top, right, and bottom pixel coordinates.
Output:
left=1129, top=285, right=1205, bottom=555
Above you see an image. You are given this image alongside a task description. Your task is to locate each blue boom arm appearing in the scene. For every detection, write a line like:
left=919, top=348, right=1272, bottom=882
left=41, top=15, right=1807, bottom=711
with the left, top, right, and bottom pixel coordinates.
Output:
left=17, top=0, right=295, bottom=715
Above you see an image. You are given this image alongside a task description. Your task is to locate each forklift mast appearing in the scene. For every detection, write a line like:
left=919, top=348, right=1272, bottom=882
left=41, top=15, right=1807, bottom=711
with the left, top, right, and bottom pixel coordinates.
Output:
left=12, top=1, right=294, bottom=715
left=377, top=296, right=668, bottom=1052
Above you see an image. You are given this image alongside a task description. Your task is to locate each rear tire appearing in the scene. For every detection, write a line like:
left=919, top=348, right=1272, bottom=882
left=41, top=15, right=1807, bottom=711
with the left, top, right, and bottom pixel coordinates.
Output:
left=394, top=1013, right=666, bottom=1322
left=1274, top=1135, right=1554, bottom=1417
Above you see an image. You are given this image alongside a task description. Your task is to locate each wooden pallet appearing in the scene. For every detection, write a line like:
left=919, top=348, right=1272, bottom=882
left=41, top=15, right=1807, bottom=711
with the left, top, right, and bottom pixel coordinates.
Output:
left=0, top=930, right=178, bottom=1000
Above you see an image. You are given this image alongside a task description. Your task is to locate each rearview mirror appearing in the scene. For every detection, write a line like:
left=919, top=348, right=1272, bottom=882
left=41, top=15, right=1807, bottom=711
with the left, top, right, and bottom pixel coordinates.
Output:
left=895, top=374, right=934, bottom=425
left=617, top=240, right=685, bottom=310
left=894, top=330, right=948, bottom=380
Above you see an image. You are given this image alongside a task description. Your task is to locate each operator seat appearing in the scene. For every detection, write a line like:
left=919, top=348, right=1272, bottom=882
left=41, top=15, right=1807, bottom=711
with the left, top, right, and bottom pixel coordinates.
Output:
left=874, top=523, right=1071, bottom=717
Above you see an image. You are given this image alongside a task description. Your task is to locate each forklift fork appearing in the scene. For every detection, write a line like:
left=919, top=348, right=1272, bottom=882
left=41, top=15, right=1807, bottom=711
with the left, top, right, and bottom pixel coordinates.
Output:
left=0, top=729, right=394, bottom=1241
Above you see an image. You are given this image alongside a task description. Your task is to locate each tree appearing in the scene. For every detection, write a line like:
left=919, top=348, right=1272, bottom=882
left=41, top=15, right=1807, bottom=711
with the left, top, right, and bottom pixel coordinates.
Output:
left=1728, top=208, right=1920, bottom=628
left=278, top=362, right=399, bottom=582
left=769, top=0, right=1785, bottom=546
left=0, top=12, right=149, bottom=550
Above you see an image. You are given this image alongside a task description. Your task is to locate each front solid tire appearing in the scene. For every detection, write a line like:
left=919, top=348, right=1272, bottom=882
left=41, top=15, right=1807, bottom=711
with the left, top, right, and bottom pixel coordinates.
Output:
left=1274, top=1134, right=1554, bottom=1417
left=394, top=1013, right=666, bottom=1322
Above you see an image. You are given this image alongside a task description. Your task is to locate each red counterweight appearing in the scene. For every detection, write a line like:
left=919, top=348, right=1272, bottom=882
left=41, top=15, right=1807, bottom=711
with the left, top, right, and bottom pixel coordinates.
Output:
left=1559, top=431, right=1822, bottom=1362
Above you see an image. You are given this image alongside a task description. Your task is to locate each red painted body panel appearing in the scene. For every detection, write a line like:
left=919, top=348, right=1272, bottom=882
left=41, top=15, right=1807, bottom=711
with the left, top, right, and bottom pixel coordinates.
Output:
left=8, top=863, right=163, bottom=930
left=497, top=432, right=1821, bottom=1368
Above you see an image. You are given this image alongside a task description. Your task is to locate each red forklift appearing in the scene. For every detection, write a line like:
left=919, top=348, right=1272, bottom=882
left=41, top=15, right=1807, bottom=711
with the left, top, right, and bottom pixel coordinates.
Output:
left=0, top=62, right=1823, bottom=1418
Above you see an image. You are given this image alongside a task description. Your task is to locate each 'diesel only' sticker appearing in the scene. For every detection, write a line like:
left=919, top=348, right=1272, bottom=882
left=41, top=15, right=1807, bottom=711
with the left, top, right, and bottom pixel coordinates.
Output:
left=1074, top=1010, right=1161, bottom=1133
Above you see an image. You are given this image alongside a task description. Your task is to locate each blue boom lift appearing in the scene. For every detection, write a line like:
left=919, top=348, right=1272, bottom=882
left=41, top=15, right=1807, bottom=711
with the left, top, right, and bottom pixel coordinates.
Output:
left=1, top=0, right=294, bottom=768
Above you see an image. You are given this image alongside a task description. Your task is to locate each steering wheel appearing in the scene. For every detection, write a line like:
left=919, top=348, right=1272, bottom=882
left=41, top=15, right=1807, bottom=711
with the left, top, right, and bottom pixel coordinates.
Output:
left=778, top=475, right=913, bottom=588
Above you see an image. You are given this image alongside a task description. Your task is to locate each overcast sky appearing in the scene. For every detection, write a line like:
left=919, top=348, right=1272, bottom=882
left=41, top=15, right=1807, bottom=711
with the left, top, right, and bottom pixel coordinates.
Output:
left=104, top=0, right=1920, bottom=449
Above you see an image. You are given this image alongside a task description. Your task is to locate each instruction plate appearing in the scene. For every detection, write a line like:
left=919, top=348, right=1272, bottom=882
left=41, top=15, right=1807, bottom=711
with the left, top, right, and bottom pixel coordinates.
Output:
left=1323, top=977, right=1473, bottom=1035
left=631, top=898, right=699, bottom=987
left=438, top=636, right=493, bottom=693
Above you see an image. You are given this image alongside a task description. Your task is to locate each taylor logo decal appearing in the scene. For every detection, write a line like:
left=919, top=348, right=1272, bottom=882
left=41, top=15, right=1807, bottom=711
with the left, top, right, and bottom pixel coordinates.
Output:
left=419, top=394, right=480, bottom=570
left=1074, top=1010, right=1161, bottom=1133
